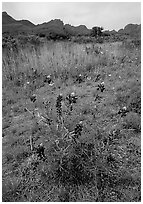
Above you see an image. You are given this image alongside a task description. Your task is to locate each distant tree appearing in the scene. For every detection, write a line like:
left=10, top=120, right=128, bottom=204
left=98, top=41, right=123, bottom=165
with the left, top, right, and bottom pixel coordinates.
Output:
left=47, top=31, right=69, bottom=41
left=91, top=26, right=104, bottom=38
left=39, top=33, right=46, bottom=38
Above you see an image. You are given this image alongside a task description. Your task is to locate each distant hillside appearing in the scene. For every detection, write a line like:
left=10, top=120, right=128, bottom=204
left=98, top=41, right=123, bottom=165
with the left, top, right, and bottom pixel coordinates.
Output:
left=18, top=20, right=35, bottom=28
left=118, top=24, right=141, bottom=38
left=33, top=20, right=91, bottom=38
left=2, top=11, right=141, bottom=40
left=64, top=24, right=91, bottom=36
left=2, top=12, right=35, bottom=34
left=2, top=11, right=17, bottom=24
left=34, top=19, right=68, bottom=38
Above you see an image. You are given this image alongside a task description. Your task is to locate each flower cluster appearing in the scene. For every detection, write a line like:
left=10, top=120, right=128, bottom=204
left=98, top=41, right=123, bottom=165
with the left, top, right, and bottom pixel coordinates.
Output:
left=66, top=92, right=78, bottom=112
left=97, top=82, right=105, bottom=92
left=56, top=94, right=63, bottom=118
left=76, top=74, right=84, bottom=84
left=73, top=121, right=83, bottom=139
left=118, top=106, right=129, bottom=117
left=44, top=74, right=54, bottom=85
left=30, top=94, right=37, bottom=103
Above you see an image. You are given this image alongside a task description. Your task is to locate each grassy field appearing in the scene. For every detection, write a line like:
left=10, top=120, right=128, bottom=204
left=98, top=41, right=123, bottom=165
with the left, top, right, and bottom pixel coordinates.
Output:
left=2, top=39, right=141, bottom=201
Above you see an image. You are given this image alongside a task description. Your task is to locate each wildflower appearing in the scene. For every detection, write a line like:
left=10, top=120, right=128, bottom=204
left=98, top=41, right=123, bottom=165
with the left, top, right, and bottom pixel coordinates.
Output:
left=95, top=74, right=101, bottom=82
left=30, top=94, right=37, bottom=103
left=94, top=105, right=97, bottom=109
left=32, top=68, right=37, bottom=75
left=43, top=100, right=50, bottom=109
left=36, top=143, right=45, bottom=160
left=67, top=92, right=78, bottom=104
left=66, top=92, right=78, bottom=112
left=56, top=93, right=63, bottom=118
left=76, top=74, right=84, bottom=84
left=44, top=74, right=54, bottom=85
left=97, top=82, right=105, bottom=92
left=118, top=106, right=129, bottom=117
left=87, top=76, right=91, bottom=80
left=94, top=94, right=102, bottom=101
left=74, top=121, right=83, bottom=139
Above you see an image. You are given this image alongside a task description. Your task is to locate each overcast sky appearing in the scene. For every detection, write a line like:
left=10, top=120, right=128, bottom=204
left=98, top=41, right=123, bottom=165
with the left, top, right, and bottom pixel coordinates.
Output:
left=2, top=2, right=141, bottom=31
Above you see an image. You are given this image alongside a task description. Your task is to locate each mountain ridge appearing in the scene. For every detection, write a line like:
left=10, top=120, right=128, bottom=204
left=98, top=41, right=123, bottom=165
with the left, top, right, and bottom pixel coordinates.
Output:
left=2, top=11, right=141, bottom=39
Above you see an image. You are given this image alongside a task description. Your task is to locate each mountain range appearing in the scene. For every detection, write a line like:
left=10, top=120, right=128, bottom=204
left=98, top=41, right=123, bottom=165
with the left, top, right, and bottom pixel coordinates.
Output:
left=2, top=11, right=141, bottom=39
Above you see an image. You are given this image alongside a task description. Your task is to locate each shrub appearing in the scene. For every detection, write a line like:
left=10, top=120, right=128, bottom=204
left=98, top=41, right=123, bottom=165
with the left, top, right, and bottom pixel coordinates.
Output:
left=49, top=139, right=96, bottom=187
left=39, top=33, right=46, bottom=38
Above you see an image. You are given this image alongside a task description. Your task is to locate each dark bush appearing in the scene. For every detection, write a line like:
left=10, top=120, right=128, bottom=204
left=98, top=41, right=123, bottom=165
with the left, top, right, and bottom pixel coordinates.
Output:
left=47, top=32, right=69, bottom=41
left=49, top=141, right=96, bottom=187
left=39, top=33, right=46, bottom=38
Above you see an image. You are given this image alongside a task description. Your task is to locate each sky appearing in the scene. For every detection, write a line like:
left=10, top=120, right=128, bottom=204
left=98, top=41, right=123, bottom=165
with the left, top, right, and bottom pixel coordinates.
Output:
left=2, top=2, right=141, bottom=31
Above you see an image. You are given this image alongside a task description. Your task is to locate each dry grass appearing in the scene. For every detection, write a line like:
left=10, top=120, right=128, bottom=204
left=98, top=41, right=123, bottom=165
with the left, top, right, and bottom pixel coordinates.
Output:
left=2, top=39, right=141, bottom=201
left=3, top=41, right=134, bottom=81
